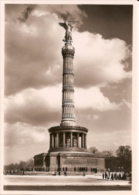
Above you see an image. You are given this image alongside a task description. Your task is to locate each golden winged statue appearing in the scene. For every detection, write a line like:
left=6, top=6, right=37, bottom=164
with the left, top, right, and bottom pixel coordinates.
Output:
left=59, top=21, right=73, bottom=43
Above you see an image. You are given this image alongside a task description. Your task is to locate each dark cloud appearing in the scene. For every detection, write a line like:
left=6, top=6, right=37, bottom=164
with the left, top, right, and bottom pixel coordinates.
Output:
left=18, top=5, right=36, bottom=23
left=100, top=78, right=132, bottom=104
left=36, top=4, right=87, bottom=26
left=5, top=4, right=87, bottom=27
left=79, top=5, right=133, bottom=45
left=5, top=4, right=26, bottom=21
left=5, top=4, right=36, bottom=22
left=5, top=96, right=61, bottom=126
left=76, top=105, right=131, bottom=133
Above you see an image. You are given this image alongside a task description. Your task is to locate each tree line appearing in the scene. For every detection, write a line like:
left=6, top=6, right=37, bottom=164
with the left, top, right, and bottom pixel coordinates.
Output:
left=4, top=158, right=34, bottom=171
left=88, top=145, right=132, bottom=173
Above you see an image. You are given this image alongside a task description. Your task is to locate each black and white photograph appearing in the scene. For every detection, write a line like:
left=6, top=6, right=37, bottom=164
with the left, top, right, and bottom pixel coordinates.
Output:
left=0, top=1, right=138, bottom=194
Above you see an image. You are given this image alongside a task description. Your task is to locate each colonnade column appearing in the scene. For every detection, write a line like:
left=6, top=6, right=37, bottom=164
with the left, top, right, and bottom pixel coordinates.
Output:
left=50, top=132, right=87, bottom=149
left=77, top=133, right=79, bottom=147
left=57, top=133, right=59, bottom=147
left=70, top=132, right=72, bottom=147
left=50, top=134, right=52, bottom=148
left=84, top=134, right=86, bottom=148
left=52, top=134, right=54, bottom=148
left=63, top=132, right=65, bottom=147
left=81, top=134, right=84, bottom=148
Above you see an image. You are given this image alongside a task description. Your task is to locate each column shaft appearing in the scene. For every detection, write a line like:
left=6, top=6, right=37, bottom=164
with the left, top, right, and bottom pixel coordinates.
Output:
left=52, top=134, right=54, bottom=148
left=81, top=134, right=84, bottom=148
left=63, top=132, right=65, bottom=147
left=84, top=134, right=87, bottom=148
left=77, top=133, right=79, bottom=147
left=70, top=132, right=72, bottom=147
left=50, top=134, right=52, bottom=148
left=57, top=133, right=59, bottom=147
left=61, top=43, right=76, bottom=126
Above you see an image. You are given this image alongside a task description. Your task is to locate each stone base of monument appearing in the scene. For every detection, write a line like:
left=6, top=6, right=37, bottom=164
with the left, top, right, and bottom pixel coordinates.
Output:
left=34, top=152, right=105, bottom=173
left=34, top=125, right=105, bottom=173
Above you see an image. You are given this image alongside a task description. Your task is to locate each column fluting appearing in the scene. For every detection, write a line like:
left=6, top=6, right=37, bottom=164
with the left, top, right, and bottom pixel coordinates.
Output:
left=60, top=43, right=76, bottom=126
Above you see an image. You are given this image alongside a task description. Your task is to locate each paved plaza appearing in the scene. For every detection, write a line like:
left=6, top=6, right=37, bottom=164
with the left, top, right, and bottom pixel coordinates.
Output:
left=3, top=175, right=131, bottom=191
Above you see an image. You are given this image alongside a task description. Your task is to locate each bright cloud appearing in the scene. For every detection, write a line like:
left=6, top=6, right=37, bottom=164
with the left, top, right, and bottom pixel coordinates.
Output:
left=5, top=85, right=124, bottom=128
left=74, top=32, right=131, bottom=88
left=75, top=87, right=123, bottom=111
left=5, top=86, right=61, bottom=126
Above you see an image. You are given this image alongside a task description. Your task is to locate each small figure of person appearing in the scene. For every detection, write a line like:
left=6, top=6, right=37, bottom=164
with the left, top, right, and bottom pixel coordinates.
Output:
left=107, top=171, right=109, bottom=180
left=111, top=173, right=114, bottom=180
left=126, top=172, right=129, bottom=178
left=119, top=173, right=121, bottom=180
left=114, top=172, right=117, bottom=180
left=102, top=172, right=105, bottom=179
left=122, top=172, right=126, bottom=180
left=117, top=172, right=120, bottom=180
left=108, top=171, right=111, bottom=180
left=129, top=171, right=132, bottom=183
left=83, top=171, right=85, bottom=176
left=105, top=172, right=107, bottom=180
left=108, top=168, right=110, bottom=174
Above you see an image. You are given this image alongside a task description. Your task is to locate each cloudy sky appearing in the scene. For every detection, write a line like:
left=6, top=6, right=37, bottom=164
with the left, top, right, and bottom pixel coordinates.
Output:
left=4, top=4, right=132, bottom=164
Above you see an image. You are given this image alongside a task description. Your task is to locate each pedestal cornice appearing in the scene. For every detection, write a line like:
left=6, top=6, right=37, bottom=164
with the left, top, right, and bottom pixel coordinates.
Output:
left=48, top=125, right=88, bottom=133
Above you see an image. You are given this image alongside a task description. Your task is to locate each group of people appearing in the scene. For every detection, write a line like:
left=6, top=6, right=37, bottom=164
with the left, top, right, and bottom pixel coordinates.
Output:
left=102, top=171, right=131, bottom=181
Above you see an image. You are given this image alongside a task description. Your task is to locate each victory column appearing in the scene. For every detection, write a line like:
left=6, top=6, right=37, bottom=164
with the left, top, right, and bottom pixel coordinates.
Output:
left=33, top=20, right=105, bottom=173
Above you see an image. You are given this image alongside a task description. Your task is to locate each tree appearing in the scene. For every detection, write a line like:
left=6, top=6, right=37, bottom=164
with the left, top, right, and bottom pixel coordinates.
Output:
left=101, top=150, right=114, bottom=158
left=116, top=145, right=131, bottom=159
left=88, top=147, right=100, bottom=154
left=104, top=146, right=132, bottom=172
left=26, top=158, right=34, bottom=167
left=4, top=158, right=34, bottom=171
